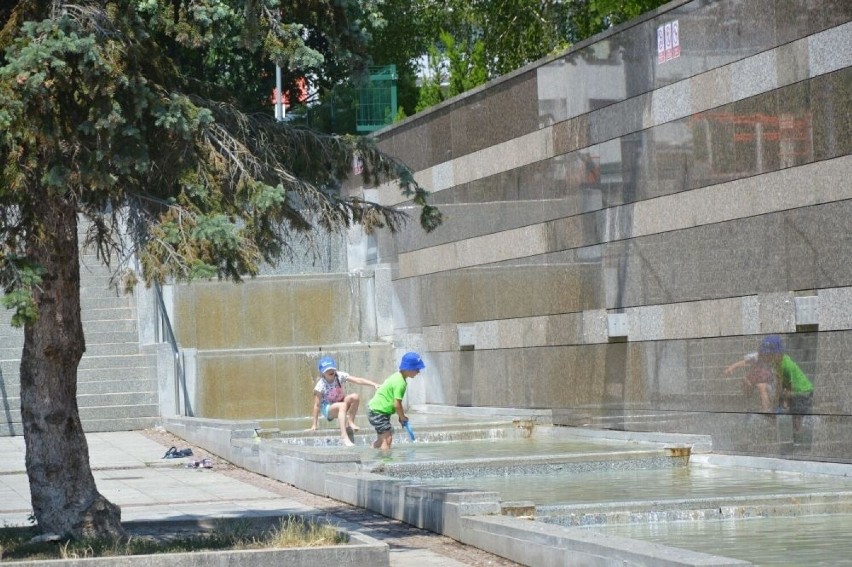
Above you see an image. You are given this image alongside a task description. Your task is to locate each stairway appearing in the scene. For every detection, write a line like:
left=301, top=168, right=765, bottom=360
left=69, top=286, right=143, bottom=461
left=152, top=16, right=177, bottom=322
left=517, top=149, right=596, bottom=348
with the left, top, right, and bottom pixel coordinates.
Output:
left=0, top=244, right=159, bottom=436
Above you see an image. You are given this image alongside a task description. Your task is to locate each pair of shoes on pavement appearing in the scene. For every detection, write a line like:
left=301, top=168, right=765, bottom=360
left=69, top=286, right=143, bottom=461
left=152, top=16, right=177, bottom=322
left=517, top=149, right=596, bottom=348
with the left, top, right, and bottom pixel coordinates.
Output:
left=185, top=458, right=213, bottom=469
left=163, top=446, right=194, bottom=459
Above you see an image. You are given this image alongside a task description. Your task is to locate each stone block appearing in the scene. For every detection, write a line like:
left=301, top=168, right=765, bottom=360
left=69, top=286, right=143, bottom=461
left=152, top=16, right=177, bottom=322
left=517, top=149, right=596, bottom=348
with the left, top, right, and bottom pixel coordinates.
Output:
left=809, top=21, right=852, bottom=77
left=818, top=288, right=852, bottom=331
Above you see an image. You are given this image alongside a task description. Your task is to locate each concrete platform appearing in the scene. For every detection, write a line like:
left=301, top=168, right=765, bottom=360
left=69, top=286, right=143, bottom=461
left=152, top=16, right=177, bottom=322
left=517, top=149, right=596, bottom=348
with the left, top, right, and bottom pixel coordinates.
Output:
left=0, top=430, right=480, bottom=567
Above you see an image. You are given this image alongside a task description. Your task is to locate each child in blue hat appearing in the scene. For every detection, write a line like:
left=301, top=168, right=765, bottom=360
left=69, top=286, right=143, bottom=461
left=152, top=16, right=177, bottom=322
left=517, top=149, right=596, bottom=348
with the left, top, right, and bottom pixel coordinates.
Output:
left=368, top=352, right=425, bottom=450
left=726, top=335, right=814, bottom=427
left=308, top=356, right=379, bottom=446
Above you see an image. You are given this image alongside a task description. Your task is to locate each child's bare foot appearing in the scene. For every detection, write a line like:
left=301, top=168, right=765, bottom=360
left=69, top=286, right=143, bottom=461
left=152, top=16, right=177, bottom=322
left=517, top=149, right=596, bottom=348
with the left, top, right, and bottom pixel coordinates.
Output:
left=342, top=438, right=355, bottom=447
left=347, top=422, right=360, bottom=431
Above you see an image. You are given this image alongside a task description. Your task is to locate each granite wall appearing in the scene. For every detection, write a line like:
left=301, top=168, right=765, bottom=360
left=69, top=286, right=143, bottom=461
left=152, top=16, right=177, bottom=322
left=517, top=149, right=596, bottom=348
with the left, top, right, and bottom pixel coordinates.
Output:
left=360, top=0, right=852, bottom=461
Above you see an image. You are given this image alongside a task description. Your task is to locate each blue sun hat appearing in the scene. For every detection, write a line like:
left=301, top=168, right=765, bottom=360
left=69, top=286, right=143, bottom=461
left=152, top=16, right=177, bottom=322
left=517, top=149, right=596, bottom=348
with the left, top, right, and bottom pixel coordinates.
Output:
left=759, top=335, right=784, bottom=354
left=399, top=352, right=425, bottom=371
left=317, top=356, right=337, bottom=374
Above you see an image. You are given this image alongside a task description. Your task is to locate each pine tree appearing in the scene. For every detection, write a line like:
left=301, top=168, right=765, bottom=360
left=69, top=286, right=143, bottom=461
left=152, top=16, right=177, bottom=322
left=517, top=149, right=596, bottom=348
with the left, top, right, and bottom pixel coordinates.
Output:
left=0, top=0, right=440, bottom=539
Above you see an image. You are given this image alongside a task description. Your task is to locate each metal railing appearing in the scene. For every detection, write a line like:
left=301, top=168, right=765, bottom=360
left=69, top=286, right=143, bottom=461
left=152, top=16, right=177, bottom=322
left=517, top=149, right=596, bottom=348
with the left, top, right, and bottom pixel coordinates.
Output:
left=153, top=280, right=188, bottom=416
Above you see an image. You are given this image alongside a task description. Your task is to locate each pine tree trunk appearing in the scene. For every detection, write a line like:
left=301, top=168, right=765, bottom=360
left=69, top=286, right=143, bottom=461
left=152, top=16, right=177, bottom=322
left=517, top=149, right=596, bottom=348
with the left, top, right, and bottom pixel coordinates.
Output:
left=19, top=196, right=125, bottom=539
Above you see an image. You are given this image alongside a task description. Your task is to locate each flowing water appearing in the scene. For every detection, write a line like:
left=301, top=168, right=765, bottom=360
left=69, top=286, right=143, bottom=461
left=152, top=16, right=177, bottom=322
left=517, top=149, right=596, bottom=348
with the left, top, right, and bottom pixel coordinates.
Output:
left=416, top=464, right=852, bottom=504
left=266, top=419, right=852, bottom=565
left=581, top=513, right=852, bottom=566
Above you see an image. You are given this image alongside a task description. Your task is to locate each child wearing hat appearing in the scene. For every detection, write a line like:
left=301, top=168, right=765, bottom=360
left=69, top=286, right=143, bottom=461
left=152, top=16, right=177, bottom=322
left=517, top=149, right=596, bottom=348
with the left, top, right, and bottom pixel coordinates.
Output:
left=308, top=356, right=379, bottom=446
left=754, top=335, right=814, bottom=427
left=368, top=352, right=425, bottom=450
left=726, top=335, right=814, bottom=429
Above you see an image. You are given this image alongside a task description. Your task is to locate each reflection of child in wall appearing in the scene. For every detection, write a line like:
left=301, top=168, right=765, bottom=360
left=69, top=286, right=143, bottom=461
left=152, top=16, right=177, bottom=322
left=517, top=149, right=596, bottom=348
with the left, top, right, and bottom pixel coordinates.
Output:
left=726, top=351, right=776, bottom=412
left=726, top=335, right=814, bottom=431
left=308, top=356, right=379, bottom=446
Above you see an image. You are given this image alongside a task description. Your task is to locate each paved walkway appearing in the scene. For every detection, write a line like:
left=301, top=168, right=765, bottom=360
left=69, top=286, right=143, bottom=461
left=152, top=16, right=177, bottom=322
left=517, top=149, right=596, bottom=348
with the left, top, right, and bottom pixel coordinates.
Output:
left=0, top=430, right=519, bottom=567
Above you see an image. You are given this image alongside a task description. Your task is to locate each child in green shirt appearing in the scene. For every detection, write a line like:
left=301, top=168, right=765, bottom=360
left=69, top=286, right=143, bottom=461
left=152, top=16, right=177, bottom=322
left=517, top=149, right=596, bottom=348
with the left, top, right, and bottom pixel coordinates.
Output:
left=728, top=335, right=814, bottom=436
left=368, top=352, right=425, bottom=450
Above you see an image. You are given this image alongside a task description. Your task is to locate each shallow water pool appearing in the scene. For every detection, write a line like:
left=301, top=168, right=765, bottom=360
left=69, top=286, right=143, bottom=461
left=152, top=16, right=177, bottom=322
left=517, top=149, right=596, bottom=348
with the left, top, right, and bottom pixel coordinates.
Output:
left=418, top=464, right=852, bottom=504
left=581, top=513, right=852, bottom=566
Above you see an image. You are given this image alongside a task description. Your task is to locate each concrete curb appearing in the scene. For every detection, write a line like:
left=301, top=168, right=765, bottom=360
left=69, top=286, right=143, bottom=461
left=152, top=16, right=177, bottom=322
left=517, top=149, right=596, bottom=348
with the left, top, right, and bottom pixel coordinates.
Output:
left=4, top=520, right=389, bottom=567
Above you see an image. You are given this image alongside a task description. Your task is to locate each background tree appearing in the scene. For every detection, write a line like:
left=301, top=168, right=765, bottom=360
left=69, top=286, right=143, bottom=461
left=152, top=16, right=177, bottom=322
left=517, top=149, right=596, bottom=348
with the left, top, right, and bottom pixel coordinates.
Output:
left=415, top=42, right=447, bottom=112
left=366, top=0, right=669, bottom=117
left=0, top=0, right=440, bottom=540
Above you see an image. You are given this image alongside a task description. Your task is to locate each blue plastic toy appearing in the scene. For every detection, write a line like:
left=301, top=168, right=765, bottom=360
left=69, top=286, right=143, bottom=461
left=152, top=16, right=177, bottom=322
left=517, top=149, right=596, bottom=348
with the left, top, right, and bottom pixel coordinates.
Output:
left=401, top=419, right=415, bottom=441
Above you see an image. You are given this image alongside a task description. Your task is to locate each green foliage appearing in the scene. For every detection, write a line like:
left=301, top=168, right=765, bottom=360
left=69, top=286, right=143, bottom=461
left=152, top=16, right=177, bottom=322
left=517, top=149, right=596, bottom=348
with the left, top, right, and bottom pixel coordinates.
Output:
left=0, top=259, right=43, bottom=327
left=0, top=0, right=441, bottom=309
left=367, top=0, right=668, bottom=114
left=415, top=44, right=445, bottom=112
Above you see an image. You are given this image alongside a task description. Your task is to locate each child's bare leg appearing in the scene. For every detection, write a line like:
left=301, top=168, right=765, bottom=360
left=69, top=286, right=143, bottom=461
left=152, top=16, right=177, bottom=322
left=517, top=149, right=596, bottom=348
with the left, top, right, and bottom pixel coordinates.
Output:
left=334, top=402, right=354, bottom=446
left=345, top=393, right=361, bottom=430
left=372, top=430, right=392, bottom=449
left=756, top=383, right=771, bottom=412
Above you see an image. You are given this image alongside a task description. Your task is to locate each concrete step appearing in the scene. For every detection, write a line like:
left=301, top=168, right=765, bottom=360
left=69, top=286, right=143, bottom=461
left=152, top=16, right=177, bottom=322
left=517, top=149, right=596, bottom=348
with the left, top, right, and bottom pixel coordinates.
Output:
left=81, top=307, right=135, bottom=322
left=80, top=295, right=134, bottom=310
left=82, top=329, right=140, bottom=345
left=0, top=400, right=159, bottom=425
left=83, top=342, right=143, bottom=357
left=2, top=377, right=157, bottom=400
left=82, top=319, right=139, bottom=335
left=78, top=378, right=158, bottom=394
left=79, top=286, right=129, bottom=300
left=0, top=422, right=23, bottom=437
left=0, top=362, right=157, bottom=384
left=0, top=341, right=140, bottom=360
left=0, top=416, right=160, bottom=436
left=77, top=392, right=159, bottom=408
left=79, top=402, right=159, bottom=420
left=0, top=353, right=156, bottom=373
left=80, top=416, right=160, bottom=433
left=81, top=352, right=156, bottom=370
left=0, top=337, right=23, bottom=351
left=0, top=313, right=136, bottom=334
left=78, top=365, right=158, bottom=383
left=0, top=329, right=140, bottom=353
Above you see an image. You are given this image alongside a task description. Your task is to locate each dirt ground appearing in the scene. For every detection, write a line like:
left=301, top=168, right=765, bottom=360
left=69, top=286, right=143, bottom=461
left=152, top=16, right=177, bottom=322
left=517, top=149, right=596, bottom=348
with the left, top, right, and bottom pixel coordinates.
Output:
left=140, top=428, right=522, bottom=567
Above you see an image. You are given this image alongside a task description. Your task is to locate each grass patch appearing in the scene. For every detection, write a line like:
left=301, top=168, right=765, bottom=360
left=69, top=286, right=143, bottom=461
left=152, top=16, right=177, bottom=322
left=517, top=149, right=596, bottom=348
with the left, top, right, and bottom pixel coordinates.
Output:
left=0, top=516, right=346, bottom=561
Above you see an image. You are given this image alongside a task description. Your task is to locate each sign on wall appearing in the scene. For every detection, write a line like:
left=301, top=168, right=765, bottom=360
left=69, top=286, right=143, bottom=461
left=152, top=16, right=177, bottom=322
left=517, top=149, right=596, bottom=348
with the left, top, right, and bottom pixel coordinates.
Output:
left=657, top=20, right=680, bottom=64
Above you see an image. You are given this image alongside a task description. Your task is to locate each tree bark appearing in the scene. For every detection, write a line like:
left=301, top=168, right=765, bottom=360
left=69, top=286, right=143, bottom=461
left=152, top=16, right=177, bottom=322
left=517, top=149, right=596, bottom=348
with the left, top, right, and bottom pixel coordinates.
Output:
left=20, top=195, right=125, bottom=539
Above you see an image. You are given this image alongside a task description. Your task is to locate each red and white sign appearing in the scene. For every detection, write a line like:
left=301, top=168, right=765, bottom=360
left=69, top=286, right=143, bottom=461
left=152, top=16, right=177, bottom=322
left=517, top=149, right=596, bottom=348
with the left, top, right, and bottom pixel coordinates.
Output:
left=664, top=23, right=673, bottom=61
left=657, top=20, right=680, bottom=64
left=672, top=20, right=680, bottom=58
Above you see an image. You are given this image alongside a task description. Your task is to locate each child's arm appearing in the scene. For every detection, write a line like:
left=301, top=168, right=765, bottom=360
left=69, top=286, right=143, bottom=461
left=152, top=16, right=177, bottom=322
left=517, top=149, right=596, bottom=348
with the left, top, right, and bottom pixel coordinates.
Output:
left=394, top=398, right=407, bottom=424
left=724, top=352, right=758, bottom=375
left=307, top=393, right=321, bottom=431
left=346, top=375, right=380, bottom=389
left=724, top=358, right=750, bottom=375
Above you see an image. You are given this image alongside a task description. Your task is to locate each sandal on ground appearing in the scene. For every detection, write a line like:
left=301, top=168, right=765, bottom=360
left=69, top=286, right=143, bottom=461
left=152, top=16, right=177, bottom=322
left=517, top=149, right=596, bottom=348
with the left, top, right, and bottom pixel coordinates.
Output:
left=164, top=447, right=194, bottom=459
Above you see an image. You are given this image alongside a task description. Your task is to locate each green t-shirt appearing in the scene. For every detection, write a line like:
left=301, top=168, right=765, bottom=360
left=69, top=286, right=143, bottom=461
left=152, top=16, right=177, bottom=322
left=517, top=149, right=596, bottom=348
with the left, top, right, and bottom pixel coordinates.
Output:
left=779, top=355, right=813, bottom=394
left=368, top=371, right=407, bottom=415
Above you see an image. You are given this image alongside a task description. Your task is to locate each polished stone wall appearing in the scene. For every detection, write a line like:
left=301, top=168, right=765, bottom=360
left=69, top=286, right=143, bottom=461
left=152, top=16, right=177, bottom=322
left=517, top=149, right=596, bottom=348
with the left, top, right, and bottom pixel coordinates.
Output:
left=364, top=0, right=852, bottom=461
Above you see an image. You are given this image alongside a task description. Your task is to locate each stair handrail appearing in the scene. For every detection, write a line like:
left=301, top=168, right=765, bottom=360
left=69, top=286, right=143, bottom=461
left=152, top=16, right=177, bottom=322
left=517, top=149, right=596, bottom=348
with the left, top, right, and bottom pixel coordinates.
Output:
left=153, top=280, right=188, bottom=416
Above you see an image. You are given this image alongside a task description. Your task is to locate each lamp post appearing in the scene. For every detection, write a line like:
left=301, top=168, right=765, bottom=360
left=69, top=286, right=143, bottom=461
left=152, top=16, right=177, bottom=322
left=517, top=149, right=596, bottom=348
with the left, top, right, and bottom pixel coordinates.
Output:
left=275, top=64, right=285, bottom=121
